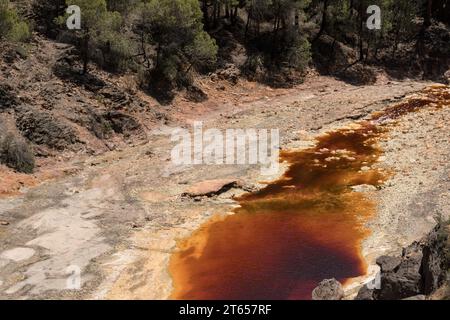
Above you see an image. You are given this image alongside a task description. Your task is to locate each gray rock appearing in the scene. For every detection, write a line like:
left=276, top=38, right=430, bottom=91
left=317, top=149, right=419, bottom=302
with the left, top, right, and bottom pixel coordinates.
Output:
left=312, top=278, right=344, bottom=300
left=421, top=225, right=449, bottom=294
left=354, top=285, right=375, bottom=300
left=444, top=70, right=450, bottom=84
left=376, top=256, right=402, bottom=272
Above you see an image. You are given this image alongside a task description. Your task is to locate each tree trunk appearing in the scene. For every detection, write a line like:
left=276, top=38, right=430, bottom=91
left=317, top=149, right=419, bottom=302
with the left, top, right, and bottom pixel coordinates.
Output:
left=232, top=6, right=238, bottom=24
left=81, top=32, right=90, bottom=75
left=313, top=0, right=329, bottom=43
left=201, top=0, right=209, bottom=29
left=358, top=2, right=365, bottom=61
left=245, top=6, right=252, bottom=39
left=424, top=0, right=433, bottom=27
left=213, top=1, right=218, bottom=26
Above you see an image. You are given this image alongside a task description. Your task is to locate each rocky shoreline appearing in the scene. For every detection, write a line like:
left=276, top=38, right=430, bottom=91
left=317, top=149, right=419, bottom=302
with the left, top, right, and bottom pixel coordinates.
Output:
left=312, top=222, right=449, bottom=300
left=356, top=222, right=450, bottom=300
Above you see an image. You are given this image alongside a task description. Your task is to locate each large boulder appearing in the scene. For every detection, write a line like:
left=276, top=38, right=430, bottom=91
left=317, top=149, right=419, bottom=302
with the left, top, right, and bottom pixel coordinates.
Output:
left=312, top=278, right=344, bottom=300
left=421, top=224, right=450, bottom=294
left=376, top=243, right=424, bottom=300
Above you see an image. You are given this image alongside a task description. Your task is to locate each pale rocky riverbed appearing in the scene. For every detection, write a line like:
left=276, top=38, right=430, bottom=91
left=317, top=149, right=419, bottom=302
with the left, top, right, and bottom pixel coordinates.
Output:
left=0, top=78, right=448, bottom=299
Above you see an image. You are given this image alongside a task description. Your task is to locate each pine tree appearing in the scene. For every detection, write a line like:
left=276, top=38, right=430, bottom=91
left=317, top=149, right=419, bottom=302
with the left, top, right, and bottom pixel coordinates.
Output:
left=61, top=0, right=131, bottom=73
left=136, top=0, right=218, bottom=83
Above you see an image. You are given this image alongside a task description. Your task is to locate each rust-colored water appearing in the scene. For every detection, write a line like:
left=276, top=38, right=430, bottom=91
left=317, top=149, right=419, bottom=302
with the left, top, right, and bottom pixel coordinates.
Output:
left=169, top=85, right=449, bottom=300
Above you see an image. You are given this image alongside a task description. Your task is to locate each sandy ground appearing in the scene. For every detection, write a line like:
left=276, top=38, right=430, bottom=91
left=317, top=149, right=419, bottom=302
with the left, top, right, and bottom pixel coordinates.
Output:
left=0, top=76, right=448, bottom=299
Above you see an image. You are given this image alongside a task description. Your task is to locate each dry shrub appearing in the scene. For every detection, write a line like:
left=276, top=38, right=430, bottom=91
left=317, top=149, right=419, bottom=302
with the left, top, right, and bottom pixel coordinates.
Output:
left=0, top=133, right=35, bottom=173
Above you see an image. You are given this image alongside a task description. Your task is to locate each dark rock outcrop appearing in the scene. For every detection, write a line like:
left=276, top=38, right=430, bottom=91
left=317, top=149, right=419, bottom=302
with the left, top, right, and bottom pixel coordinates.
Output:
left=104, top=111, right=142, bottom=136
left=356, top=223, right=449, bottom=300
left=16, top=106, right=79, bottom=150
left=0, top=84, right=19, bottom=110
left=377, top=256, right=402, bottom=273
left=312, top=278, right=345, bottom=300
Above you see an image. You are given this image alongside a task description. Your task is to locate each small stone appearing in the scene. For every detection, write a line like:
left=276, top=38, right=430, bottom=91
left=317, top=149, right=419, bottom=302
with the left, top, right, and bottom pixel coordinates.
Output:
left=351, top=184, right=377, bottom=193
left=0, top=221, right=9, bottom=226
left=312, top=278, right=344, bottom=300
left=403, top=295, right=426, bottom=300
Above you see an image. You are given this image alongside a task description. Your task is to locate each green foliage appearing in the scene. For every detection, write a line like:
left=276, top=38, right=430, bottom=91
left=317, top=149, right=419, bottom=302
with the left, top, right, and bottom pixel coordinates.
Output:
left=60, top=0, right=132, bottom=73
left=33, top=0, right=448, bottom=89
left=106, top=0, right=140, bottom=15
left=185, top=31, right=219, bottom=68
left=243, top=0, right=312, bottom=75
left=66, top=0, right=108, bottom=28
left=283, top=28, right=311, bottom=70
left=32, top=0, right=66, bottom=35
left=0, top=133, right=35, bottom=174
left=136, top=0, right=218, bottom=86
left=95, top=30, right=135, bottom=72
left=0, top=0, right=30, bottom=42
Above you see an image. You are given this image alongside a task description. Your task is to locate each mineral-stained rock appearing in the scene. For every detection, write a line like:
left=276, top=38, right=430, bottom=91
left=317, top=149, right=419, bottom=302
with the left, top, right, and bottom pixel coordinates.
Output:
left=184, top=179, right=239, bottom=198
left=312, top=278, right=344, bottom=300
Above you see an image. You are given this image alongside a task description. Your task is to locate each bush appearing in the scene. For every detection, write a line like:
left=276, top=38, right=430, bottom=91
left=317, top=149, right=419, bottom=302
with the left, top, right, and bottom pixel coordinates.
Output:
left=93, top=30, right=135, bottom=72
left=283, top=30, right=311, bottom=72
left=0, top=0, right=30, bottom=42
left=0, top=133, right=35, bottom=173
